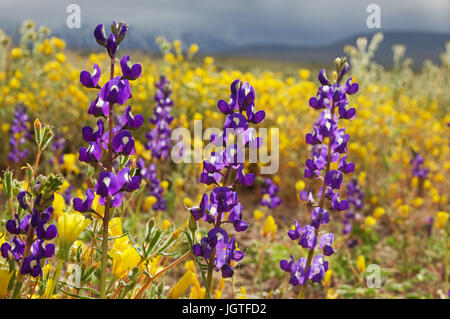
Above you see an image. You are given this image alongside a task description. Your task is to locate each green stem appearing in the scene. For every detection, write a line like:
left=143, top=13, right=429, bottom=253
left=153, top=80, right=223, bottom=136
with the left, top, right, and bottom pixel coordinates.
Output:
left=47, top=258, right=64, bottom=298
left=206, top=167, right=232, bottom=297
left=131, top=191, right=145, bottom=236
left=298, top=98, right=335, bottom=299
left=100, top=53, right=116, bottom=299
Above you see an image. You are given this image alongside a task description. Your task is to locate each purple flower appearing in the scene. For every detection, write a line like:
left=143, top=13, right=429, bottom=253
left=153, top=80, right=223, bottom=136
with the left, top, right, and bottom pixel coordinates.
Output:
left=82, top=119, right=104, bottom=142
left=282, top=60, right=358, bottom=289
left=319, top=233, right=335, bottom=256
left=309, top=254, right=328, bottom=283
left=121, top=106, right=144, bottom=129
left=99, top=76, right=131, bottom=105
left=94, top=24, right=107, bottom=47
left=260, top=178, right=282, bottom=209
left=95, top=172, right=121, bottom=197
left=8, top=105, right=32, bottom=163
left=117, top=167, right=141, bottom=192
left=311, top=207, right=330, bottom=228
left=287, top=220, right=302, bottom=240
left=79, top=141, right=102, bottom=162
left=73, top=188, right=95, bottom=213
left=324, top=170, right=344, bottom=189
left=120, top=55, right=142, bottom=81
left=215, top=237, right=244, bottom=278
left=411, top=152, right=428, bottom=179
left=1, top=237, right=25, bottom=260
left=190, top=79, right=265, bottom=280
left=145, top=75, right=174, bottom=160
left=299, top=225, right=317, bottom=250
left=80, top=63, right=101, bottom=88
left=5, top=214, right=31, bottom=235
left=88, top=95, right=110, bottom=118
left=190, top=193, right=208, bottom=220
left=137, top=160, right=167, bottom=211
left=106, top=34, right=117, bottom=57
left=112, top=130, right=135, bottom=155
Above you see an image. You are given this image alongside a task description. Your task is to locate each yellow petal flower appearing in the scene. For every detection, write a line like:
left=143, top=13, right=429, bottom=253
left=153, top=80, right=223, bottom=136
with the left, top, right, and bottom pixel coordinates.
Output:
left=0, top=266, right=13, bottom=298
left=263, top=215, right=277, bottom=237
left=365, top=216, right=376, bottom=227
left=253, top=209, right=264, bottom=221
left=161, top=219, right=171, bottom=230
left=168, top=270, right=195, bottom=299
left=435, top=211, right=449, bottom=229
left=356, top=255, right=366, bottom=273
left=373, top=207, right=385, bottom=219
left=109, top=217, right=123, bottom=237
left=143, top=195, right=158, bottom=210
left=57, top=212, right=91, bottom=259
left=111, top=244, right=142, bottom=279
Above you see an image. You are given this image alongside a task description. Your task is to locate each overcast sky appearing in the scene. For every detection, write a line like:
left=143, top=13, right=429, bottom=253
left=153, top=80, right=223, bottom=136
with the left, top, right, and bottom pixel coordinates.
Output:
left=0, top=0, right=449, bottom=46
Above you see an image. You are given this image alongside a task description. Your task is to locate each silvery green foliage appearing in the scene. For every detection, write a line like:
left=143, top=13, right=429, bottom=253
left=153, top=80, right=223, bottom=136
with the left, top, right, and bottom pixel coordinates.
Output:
left=344, top=32, right=384, bottom=87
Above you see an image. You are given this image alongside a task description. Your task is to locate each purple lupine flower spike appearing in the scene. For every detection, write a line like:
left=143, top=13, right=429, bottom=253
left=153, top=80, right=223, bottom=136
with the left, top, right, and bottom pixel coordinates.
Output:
left=190, top=79, right=265, bottom=281
left=8, top=104, right=32, bottom=164
left=282, top=58, right=358, bottom=291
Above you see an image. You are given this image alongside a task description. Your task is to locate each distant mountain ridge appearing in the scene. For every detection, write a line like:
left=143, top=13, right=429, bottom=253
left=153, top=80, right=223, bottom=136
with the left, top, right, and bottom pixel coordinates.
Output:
left=218, top=32, right=450, bottom=67
left=1, top=18, right=448, bottom=67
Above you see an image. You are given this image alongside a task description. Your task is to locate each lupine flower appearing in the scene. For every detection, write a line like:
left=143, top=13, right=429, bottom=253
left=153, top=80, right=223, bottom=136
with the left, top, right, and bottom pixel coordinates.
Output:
left=8, top=104, right=32, bottom=163
left=80, top=63, right=101, bottom=88
left=72, top=22, right=144, bottom=298
left=73, top=21, right=143, bottom=222
left=145, top=75, right=174, bottom=160
left=410, top=152, right=428, bottom=179
left=190, top=79, right=265, bottom=284
left=2, top=174, right=63, bottom=278
left=136, top=159, right=167, bottom=211
left=260, top=178, right=282, bottom=209
left=340, top=178, right=365, bottom=246
left=281, top=58, right=358, bottom=292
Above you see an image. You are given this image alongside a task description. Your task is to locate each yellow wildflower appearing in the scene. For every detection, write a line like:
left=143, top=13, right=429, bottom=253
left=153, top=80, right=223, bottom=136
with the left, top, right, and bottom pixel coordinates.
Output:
left=57, top=212, right=91, bottom=259
left=435, top=211, right=449, bottom=229
left=263, top=215, right=277, bottom=237
left=356, top=255, right=366, bottom=273
left=373, top=207, right=385, bottom=219
left=253, top=209, right=264, bottom=221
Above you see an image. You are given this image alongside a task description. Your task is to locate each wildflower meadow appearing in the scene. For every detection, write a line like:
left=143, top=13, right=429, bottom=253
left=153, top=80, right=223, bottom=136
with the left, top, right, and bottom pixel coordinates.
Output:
left=0, top=3, right=449, bottom=304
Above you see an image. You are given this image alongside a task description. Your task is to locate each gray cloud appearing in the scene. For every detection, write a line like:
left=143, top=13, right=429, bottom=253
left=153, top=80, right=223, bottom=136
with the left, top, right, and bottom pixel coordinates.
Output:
left=0, top=0, right=449, bottom=47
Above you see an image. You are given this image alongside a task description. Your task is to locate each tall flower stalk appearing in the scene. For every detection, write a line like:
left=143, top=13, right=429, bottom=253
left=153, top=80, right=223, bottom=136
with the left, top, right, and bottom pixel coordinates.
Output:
left=1, top=119, right=62, bottom=299
left=74, top=21, right=143, bottom=298
left=188, top=80, right=265, bottom=297
left=8, top=104, right=32, bottom=165
left=138, top=75, right=175, bottom=212
left=280, top=57, right=359, bottom=299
